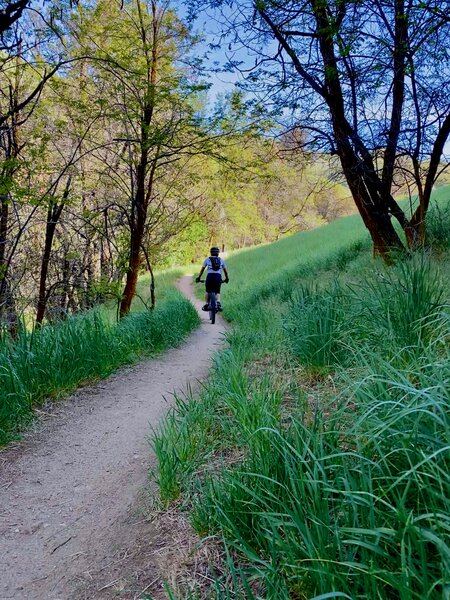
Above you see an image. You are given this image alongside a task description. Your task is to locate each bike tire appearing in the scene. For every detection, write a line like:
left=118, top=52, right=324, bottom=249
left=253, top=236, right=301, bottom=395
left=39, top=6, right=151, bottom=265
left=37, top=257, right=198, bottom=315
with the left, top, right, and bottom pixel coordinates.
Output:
left=209, top=292, right=216, bottom=324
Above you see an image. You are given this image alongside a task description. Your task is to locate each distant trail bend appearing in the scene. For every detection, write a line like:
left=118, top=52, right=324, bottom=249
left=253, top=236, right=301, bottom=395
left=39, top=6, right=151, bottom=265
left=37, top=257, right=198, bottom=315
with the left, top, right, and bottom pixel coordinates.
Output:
left=0, top=276, right=227, bottom=600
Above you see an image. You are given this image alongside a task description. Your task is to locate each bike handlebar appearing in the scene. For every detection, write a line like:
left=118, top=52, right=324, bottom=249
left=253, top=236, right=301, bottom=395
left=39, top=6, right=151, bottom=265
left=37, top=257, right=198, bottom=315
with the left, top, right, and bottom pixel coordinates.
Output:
left=196, top=279, right=228, bottom=283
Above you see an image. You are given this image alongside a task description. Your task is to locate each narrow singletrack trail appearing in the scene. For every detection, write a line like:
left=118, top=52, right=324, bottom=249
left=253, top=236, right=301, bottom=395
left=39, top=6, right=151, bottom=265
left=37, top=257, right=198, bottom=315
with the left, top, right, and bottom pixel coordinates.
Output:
left=0, top=277, right=227, bottom=600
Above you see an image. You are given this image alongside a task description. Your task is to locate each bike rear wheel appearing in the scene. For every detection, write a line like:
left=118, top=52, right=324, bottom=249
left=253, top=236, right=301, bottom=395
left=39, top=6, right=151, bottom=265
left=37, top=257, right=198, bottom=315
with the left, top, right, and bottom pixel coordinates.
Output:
left=209, top=292, right=216, bottom=324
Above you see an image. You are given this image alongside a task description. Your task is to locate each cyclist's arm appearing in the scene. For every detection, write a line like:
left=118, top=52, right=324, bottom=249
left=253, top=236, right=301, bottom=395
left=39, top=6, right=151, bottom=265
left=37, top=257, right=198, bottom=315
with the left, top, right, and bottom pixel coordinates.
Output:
left=196, top=266, right=206, bottom=282
left=223, top=267, right=229, bottom=282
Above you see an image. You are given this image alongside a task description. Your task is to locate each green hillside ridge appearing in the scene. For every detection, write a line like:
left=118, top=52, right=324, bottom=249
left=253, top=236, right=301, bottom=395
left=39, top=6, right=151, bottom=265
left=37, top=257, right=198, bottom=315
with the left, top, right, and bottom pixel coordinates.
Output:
left=153, top=196, right=450, bottom=599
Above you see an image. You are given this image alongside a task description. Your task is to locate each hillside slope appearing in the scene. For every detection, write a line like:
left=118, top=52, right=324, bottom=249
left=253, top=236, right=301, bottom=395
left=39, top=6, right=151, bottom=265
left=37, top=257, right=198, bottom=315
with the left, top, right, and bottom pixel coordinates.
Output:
left=152, top=196, right=450, bottom=599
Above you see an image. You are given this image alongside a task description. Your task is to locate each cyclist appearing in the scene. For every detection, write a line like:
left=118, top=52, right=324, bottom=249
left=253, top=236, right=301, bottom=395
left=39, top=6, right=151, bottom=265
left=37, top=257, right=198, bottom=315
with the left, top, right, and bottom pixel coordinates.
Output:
left=196, top=246, right=229, bottom=311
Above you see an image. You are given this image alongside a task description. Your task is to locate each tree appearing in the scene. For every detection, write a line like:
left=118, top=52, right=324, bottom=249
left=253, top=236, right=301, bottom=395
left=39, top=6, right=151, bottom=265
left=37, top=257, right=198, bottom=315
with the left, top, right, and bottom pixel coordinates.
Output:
left=0, top=0, right=85, bottom=331
left=187, top=0, right=450, bottom=259
left=35, top=176, right=72, bottom=324
left=71, top=0, right=216, bottom=316
left=0, top=0, right=29, bottom=39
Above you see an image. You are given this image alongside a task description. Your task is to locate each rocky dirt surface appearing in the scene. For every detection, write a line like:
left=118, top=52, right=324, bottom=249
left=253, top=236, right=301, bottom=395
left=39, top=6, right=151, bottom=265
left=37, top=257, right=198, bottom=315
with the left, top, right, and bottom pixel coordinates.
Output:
left=0, top=277, right=227, bottom=600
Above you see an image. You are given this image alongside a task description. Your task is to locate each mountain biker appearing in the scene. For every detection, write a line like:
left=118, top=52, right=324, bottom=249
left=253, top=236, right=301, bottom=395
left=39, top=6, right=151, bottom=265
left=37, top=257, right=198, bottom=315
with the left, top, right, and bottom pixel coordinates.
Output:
left=195, top=246, right=229, bottom=311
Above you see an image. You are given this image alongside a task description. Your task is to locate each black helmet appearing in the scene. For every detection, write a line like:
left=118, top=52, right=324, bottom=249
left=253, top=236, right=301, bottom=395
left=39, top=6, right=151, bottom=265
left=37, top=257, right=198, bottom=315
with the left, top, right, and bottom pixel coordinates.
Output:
left=210, top=246, right=220, bottom=256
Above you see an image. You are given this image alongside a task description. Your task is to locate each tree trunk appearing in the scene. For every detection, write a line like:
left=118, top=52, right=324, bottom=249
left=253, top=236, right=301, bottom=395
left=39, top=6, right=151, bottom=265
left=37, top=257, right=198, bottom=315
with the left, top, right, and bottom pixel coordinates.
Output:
left=0, top=193, right=9, bottom=292
left=409, top=112, right=450, bottom=246
left=119, top=217, right=145, bottom=316
left=0, top=193, right=19, bottom=335
left=0, top=279, right=18, bottom=338
left=119, top=0, right=159, bottom=317
left=35, top=206, right=59, bottom=325
left=310, top=0, right=405, bottom=258
left=259, top=3, right=407, bottom=261
left=381, top=0, right=407, bottom=192
left=259, top=2, right=450, bottom=259
left=36, top=178, right=70, bottom=325
left=142, top=244, right=156, bottom=309
left=0, top=48, right=22, bottom=334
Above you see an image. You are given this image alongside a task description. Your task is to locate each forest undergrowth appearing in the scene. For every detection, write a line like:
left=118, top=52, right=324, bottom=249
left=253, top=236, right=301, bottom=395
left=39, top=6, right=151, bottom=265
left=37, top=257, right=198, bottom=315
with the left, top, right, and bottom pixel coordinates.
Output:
left=0, top=270, right=199, bottom=445
left=152, top=198, right=450, bottom=600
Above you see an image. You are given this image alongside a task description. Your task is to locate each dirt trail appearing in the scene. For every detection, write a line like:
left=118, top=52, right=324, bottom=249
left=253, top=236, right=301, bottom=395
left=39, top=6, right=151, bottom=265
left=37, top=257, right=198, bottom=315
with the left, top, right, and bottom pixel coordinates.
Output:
left=0, top=277, right=227, bottom=600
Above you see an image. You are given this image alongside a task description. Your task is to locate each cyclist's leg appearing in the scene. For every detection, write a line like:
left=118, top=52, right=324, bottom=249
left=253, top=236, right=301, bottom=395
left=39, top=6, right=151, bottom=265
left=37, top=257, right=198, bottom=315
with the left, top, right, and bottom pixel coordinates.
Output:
left=209, top=292, right=216, bottom=323
left=205, top=273, right=222, bottom=312
left=216, top=277, right=223, bottom=310
left=203, top=275, right=212, bottom=310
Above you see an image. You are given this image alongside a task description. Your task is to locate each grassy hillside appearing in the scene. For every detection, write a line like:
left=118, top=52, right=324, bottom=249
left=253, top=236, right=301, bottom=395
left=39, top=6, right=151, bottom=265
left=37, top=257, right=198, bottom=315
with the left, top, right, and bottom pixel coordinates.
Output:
left=153, top=195, right=450, bottom=599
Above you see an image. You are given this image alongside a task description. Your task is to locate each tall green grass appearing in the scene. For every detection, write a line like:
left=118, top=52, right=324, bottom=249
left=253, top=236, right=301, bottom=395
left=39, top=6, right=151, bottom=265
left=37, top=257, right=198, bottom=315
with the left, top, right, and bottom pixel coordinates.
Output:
left=153, top=193, right=450, bottom=599
left=0, top=288, right=199, bottom=445
left=190, top=327, right=450, bottom=598
left=285, top=281, right=353, bottom=370
left=221, top=215, right=370, bottom=322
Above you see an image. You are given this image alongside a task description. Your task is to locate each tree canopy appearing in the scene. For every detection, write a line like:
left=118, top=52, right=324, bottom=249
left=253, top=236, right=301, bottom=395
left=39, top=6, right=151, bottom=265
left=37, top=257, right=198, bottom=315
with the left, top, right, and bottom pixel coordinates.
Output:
left=187, top=0, right=450, bottom=257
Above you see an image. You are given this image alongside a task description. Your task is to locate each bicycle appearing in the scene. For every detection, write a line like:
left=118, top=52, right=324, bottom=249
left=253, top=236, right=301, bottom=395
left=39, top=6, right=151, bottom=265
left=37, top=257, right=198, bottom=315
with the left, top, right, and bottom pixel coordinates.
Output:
left=197, top=279, right=223, bottom=324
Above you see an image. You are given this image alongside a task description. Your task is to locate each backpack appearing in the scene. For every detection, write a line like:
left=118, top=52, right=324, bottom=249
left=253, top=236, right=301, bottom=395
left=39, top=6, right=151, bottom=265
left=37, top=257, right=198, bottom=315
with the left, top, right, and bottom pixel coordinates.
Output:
left=209, top=256, right=221, bottom=271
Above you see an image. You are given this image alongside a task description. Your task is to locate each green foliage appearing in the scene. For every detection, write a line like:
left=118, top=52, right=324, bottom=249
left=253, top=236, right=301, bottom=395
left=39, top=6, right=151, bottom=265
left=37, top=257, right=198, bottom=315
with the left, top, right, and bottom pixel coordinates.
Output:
left=221, top=214, right=370, bottom=323
left=426, top=192, right=450, bottom=251
left=284, top=281, right=353, bottom=370
left=359, top=255, right=445, bottom=349
left=192, top=366, right=450, bottom=597
left=282, top=254, right=446, bottom=374
left=153, top=206, right=450, bottom=598
left=0, top=289, right=199, bottom=445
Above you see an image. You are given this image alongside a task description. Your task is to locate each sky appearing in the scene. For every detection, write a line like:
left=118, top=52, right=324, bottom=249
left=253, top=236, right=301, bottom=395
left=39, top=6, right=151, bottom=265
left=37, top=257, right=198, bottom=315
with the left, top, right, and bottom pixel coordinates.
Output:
left=175, top=0, right=249, bottom=100
left=176, top=0, right=450, bottom=158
